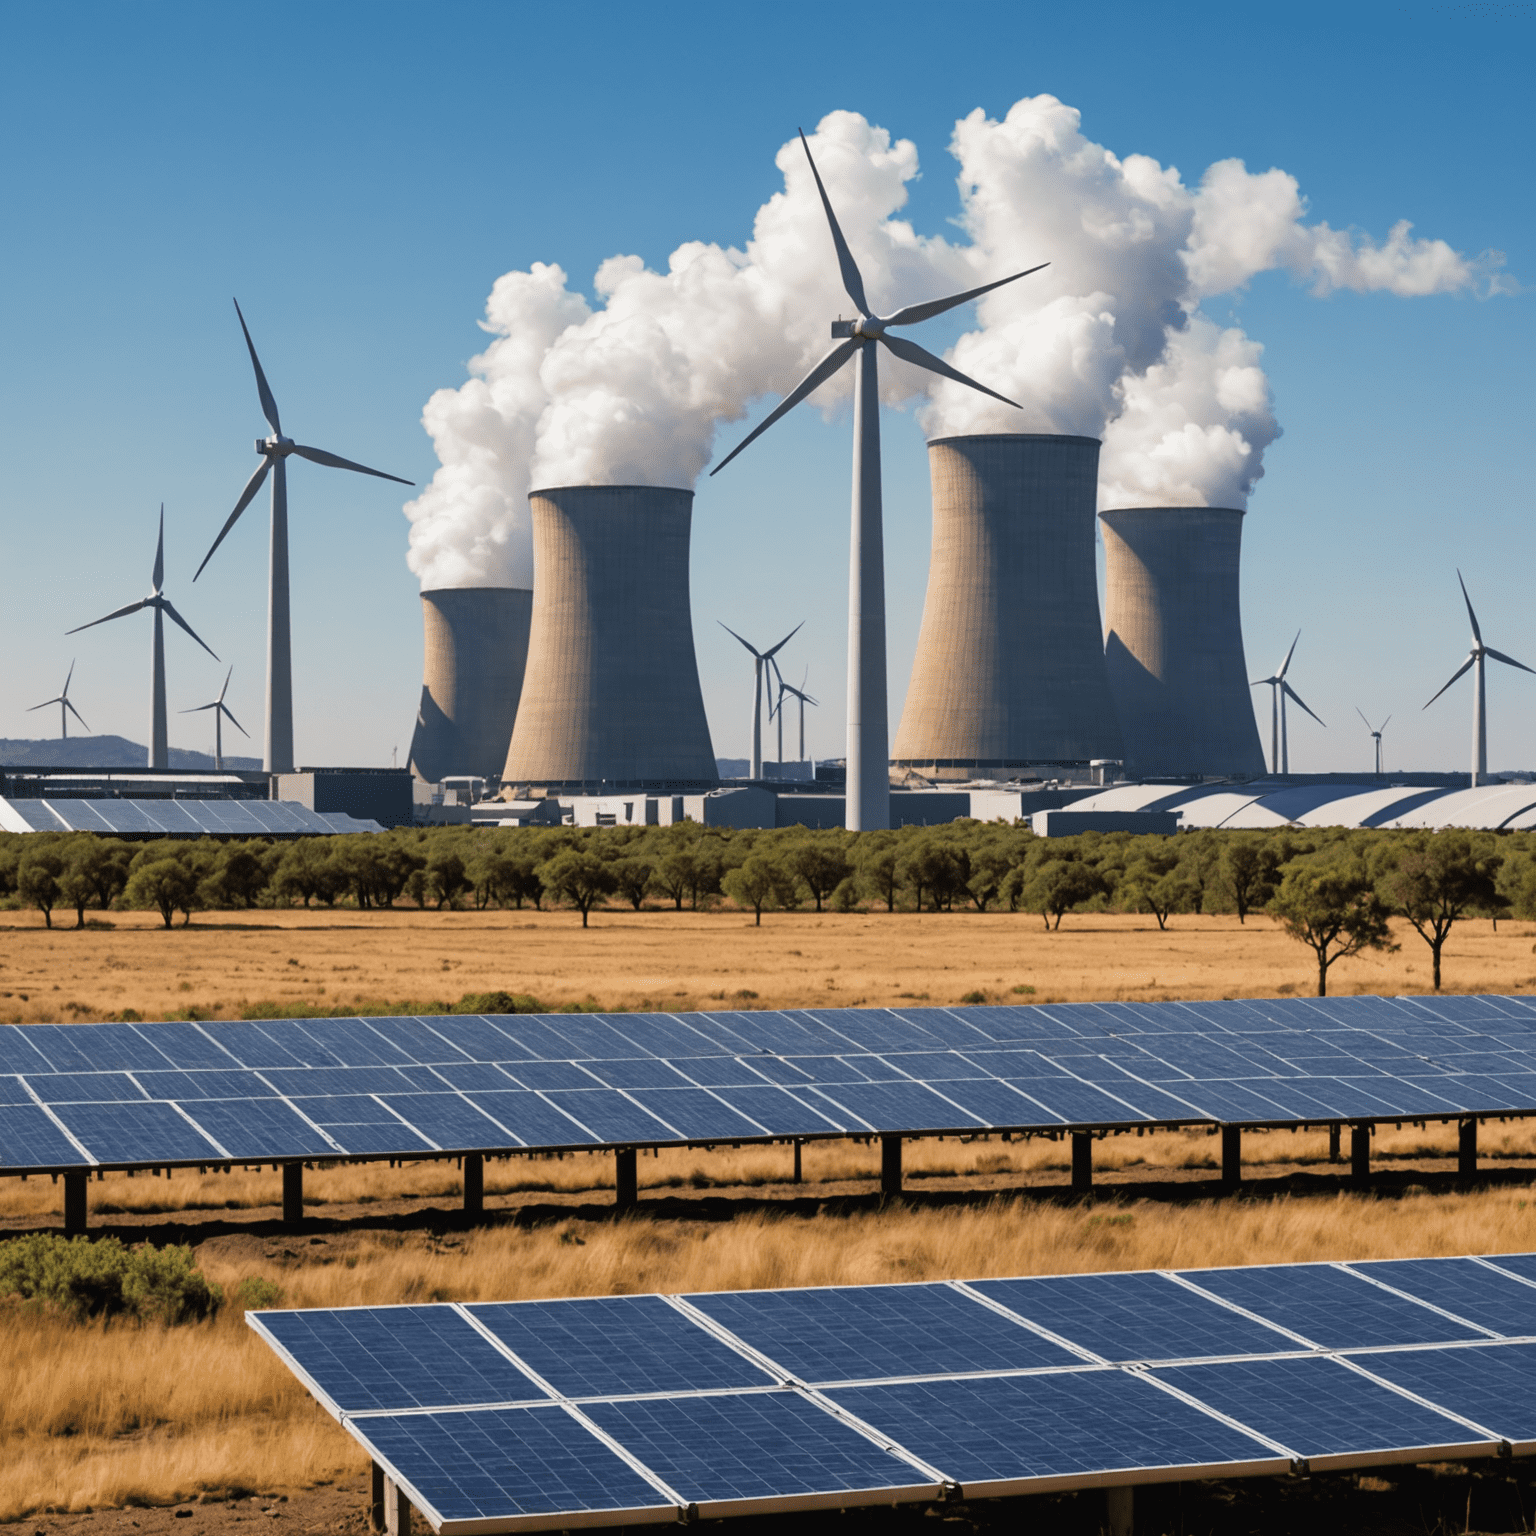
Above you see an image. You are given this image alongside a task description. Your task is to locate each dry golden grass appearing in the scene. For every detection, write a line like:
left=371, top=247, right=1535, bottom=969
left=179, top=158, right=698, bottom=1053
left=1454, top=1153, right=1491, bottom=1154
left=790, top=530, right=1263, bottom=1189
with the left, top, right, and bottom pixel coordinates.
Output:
left=3, top=908, right=1536, bottom=1024
left=9, top=1185, right=1536, bottom=1520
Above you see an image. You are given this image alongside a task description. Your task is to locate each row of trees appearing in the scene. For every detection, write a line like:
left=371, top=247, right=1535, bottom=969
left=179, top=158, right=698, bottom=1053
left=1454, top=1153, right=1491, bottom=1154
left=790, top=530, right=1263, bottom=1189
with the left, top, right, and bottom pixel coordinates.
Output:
left=0, top=822, right=1522, bottom=994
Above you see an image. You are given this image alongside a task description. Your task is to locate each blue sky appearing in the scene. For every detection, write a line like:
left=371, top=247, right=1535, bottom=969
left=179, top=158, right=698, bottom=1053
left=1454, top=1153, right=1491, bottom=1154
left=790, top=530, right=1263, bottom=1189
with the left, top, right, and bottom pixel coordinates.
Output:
left=0, top=0, right=1530, bottom=774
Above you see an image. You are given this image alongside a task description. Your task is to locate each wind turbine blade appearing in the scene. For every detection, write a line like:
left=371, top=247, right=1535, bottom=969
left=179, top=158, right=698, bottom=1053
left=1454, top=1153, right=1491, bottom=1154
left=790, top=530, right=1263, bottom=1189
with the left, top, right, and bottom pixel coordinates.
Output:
left=1486, top=647, right=1536, bottom=675
left=884, top=263, right=1050, bottom=328
left=233, top=297, right=282, bottom=436
left=159, top=599, right=219, bottom=660
left=709, top=338, right=861, bottom=475
left=798, top=128, right=870, bottom=317
left=68, top=599, right=148, bottom=634
left=764, top=621, right=803, bottom=659
left=290, top=444, right=414, bottom=485
left=152, top=503, right=165, bottom=591
left=64, top=699, right=90, bottom=732
left=1281, top=681, right=1325, bottom=726
left=1457, top=569, right=1482, bottom=645
left=26, top=698, right=61, bottom=712
left=1276, top=630, right=1301, bottom=680
left=1380, top=716, right=1391, bottom=731
left=1355, top=706, right=1373, bottom=731
left=218, top=664, right=233, bottom=703
left=1423, top=654, right=1476, bottom=709
left=179, top=702, right=219, bottom=714
left=63, top=658, right=75, bottom=693
left=194, top=457, right=273, bottom=580
left=1249, top=676, right=1276, bottom=689
left=878, top=333, right=1020, bottom=408
left=220, top=703, right=250, bottom=737
left=717, top=620, right=762, bottom=659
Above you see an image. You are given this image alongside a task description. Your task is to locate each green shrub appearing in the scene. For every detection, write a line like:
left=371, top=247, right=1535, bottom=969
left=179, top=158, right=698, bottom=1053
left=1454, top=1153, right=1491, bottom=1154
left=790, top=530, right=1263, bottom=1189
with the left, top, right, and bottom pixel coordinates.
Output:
left=231, top=1276, right=284, bottom=1312
left=0, top=1234, right=222, bottom=1324
left=453, top=990, right=545, bottom=1015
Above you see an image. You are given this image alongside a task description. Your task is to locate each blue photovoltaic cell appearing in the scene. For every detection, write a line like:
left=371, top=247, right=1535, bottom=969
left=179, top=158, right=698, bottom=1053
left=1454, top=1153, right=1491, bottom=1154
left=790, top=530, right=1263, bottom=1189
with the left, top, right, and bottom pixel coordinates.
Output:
left=668, top=1057, right=775, bottom=1089
left=1152, top=1354, right=1489, bottom=1459
left=706, top=1085, right=850, bottom=1136
left=355, top=1017, right=473, bottom=1065
left=0, top=1077, right=33, bottom=1106
left=1006, top=1079, right=1147, bottom=1124
left=879, top=1052, right=988, bottom=1081
left=597, top=1014, right=727, bottom=1059
left=497, top=1060, right=601, bottom=1091
left=132, top=1022, right=241, bottom=1070
left=1483, top=1252, right=1536, bottom=1287
left=199, top=1023, right=319, bottom=1070
left=259, top=1067, right=420, bottom=1097
left=180, top=1099, right=336, bottom=1159
left=28, top=1073, right=148, bottom=1104
left=743, top=1056, right=816, bottom=1086
left=464, top=1091, right=597, bottom=1146
left=0, top=1028, right=52, bottom=1073
left=352, top=1405, right=670, bottom=1524
left=928, top=1078, right=1052, bottom=1127
left=21, top=1024, right=169, bottom=1073
left=582, top=1391, right=926, bottom=1506
left=972, top=1271, right=1300, bottom=1363
left=807, top=1081, right=983, bottom=1132
left=1349, top=1342, right=1536, bottom=1444
left=374, top=1094, right=511, bottom=1150
left=52, top=1100, right=223, bottom=1163
left=688, top=1283, right=1080, bottom=1382
left=133, top=1070, right=278, bottom=1101
left=424, top=1062, right=523, bottom=1093
left=579, top=1058, right=692, bottom=1090
left=0, top=1104, right=86, bottom=1167
left=536, top=1090, right=683, bottom=1142
left=1186, top=1263, right=1481, bottom=1349
left=468, top=1295, right=774, bottom=1398
left=1353, top=1257, right=1536, bottom=1336
left=623, top=1088, right=772, bottom=1140
left=830, top=1370, right=1278, bottom=1487
left=287, top=1098, right=435, bottom=1156
left=257, top=1305, right=541, bottom=1412
left=289, top=1018, right=415, bottom=1067
left=800, top=1008, right=947, bottom=1052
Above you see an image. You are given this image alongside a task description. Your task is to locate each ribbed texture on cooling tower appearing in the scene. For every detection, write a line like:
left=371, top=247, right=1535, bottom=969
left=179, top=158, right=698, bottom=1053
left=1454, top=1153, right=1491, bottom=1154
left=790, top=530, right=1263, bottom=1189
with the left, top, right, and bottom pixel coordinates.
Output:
left=891, top=434, right=1122, bottom=767
left=407, top=587, right=533, bottom=783
left=502, top=485, right=716, bottom=786
left=1100, top=506, right=1266, bottom=777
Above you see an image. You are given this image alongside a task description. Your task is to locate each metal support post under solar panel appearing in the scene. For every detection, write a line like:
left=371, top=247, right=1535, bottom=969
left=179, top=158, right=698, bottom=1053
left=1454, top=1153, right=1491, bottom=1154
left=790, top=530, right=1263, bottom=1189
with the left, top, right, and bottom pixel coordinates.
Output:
left=1459, top=1118, right=1478, bottom=1176
left=369, top=1462, right=385, bottom=1532
left=793, top=1138, right=802, bottom=1184
left=1072, top=1132, right=1092, bottom=1192
left=880, top=1134, right=902, bottom=1199
left=1221, top=1126, right=1242, bottom=1190
left=463, top=1153, right=484, bottom=1218
left=1106, top=1484, right=1133, bottom=1536
left=1351, top=1123, right=1370, bottom=1182
left=282, top=1163, right=304, bottom=1228
left=63, top=1170, right=87, bottom=1236
left=615, top=1147, right=638, bottom=1212
left=383, top=1475, right=412, bottom=1536
left=1328, top=1125, right=1342, bottom=1162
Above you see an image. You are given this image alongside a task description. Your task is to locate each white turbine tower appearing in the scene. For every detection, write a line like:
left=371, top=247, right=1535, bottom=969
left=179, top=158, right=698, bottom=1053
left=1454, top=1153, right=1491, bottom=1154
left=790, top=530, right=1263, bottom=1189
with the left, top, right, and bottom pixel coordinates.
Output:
left=711, top=130, right=1045, bottom=830
left=1423, top=572, right=1533, bottom=787
left=181, top=666, right=248, bottom=771
left=28, top=661, right=89, bottom=740
left=771, top=661, right=818, bottom=763
left=69, top=507, right=217, bottom=769
left=194, top=299, right=413, bottom=774
left=1250, top=631, right=1324, bottom=774
left=1356, top=708, right=1391, bottom=776
left=720, top=621, right=801, bottom=779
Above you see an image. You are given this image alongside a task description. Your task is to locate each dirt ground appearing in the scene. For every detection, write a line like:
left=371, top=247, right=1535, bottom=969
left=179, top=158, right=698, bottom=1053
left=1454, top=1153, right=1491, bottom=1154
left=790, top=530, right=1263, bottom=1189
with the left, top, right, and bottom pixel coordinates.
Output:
left=3, top=908, right=1535, bottom=1024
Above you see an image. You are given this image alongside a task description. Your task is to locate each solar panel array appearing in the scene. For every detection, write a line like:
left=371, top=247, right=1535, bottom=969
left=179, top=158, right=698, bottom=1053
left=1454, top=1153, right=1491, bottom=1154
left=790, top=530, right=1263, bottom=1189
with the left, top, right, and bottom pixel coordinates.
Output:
left=0, top=796, right=382, bottom=836
left=5, top=993, right=1536, bottom=1174
left=251, top=1253, right=1536, bottom=1532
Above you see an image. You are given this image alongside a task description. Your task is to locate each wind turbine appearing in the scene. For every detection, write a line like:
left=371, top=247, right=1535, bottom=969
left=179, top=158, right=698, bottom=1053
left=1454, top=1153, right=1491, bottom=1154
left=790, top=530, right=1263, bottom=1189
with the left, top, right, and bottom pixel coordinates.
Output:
left=771, top=661, right=818, bottom=763
left=194, top=299, right=413, bottom=774
left=28, top=662, right=89, bottom=740
left=68, top=507, right=217, bottom=769
left=1356, top=708, right=1391, bottom=776
left=711, top=130, right=1046, bottom=830
left=1250, top=631, right=1324, bottom=774
left=1423, top=571, right=1534, bottom=787
left=719, top=621, right=801, bottom=779
left=181, top=666, right=248, bottom=770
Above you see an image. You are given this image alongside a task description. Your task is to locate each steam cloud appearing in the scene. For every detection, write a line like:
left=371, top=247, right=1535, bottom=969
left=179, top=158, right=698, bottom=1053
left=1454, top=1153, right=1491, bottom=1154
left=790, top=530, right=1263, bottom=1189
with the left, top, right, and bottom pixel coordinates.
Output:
left=405, top=97, right=1500, bottom=588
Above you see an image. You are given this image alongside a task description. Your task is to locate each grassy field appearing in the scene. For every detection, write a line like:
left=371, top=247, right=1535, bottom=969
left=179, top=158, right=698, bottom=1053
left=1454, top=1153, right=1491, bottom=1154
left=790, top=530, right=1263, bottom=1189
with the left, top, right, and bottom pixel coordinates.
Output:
left=3, top=907, right=1536, bottom=1023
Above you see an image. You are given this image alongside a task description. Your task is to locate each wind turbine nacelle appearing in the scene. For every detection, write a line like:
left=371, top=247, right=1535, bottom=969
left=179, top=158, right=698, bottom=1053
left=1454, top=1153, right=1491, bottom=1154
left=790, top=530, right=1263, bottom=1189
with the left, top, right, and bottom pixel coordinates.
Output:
left=258, top=435, right=294, bottom=456
left=830, top=320, right=857, bottom=338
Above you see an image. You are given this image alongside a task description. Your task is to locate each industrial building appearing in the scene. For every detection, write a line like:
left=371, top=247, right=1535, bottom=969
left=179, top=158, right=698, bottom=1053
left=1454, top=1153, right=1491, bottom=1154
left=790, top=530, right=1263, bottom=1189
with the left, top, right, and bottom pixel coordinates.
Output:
left=892, top=434, right=1123, bottom=775
left=501, top=485, right=717, bottom=790
left=1100, top=506, right=1267, bottom=778
left=407, top=586, right=532, bottom=783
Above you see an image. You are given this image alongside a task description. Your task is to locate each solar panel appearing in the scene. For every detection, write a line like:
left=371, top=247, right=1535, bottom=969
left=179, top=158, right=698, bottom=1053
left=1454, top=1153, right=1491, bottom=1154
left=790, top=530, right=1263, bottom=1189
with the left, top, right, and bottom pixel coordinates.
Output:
left=1345, top=1341, right=1536, bottom=1450
left=1352, top=1257, right=1536, bottom=1336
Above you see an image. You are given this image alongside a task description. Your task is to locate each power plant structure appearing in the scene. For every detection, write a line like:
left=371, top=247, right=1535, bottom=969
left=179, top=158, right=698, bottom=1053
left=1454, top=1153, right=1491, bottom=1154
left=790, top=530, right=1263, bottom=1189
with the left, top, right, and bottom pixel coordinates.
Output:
left=1100, top=505, right=1267, bottom=778
left=408, top=587, right=533, bottom=783
left=501, top=485, right=716, bottom=789
left=892, top=434, right=1122, bottom=775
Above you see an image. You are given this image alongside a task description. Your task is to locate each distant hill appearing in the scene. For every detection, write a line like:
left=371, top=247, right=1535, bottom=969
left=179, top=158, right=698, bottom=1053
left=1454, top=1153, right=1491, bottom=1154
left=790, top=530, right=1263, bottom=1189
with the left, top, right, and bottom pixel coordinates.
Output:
left=0, top=736, right=263, bottom=771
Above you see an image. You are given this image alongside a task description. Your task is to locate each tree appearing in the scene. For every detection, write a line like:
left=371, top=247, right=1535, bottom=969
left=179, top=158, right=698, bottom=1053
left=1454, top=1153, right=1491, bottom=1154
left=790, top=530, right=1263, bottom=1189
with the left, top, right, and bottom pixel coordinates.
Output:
left=423, top=846, right=471, bottom=909
left=125, top=855, right=200, bottom=929
left=611, top=856, right=656, bottom=911
left=17, top=847, right=63, bottom=928
left=539, top=850, right=617, bottom=928
left=785, top=835, right=851, bottom=914
left=721, top=851, right=794, bottom=926
left=1268, top=853, right=1397, bottom=997
left=1380, top=830, right=1505, bottom=990
left=1218, top=836, right=1283, bottom=923
left=1006, top=849, right=1105, bottom=930
left=854, top=834, right=901, bottom=912
left=208, top=842, right=271, bottom=908
left=58, top=837, right=118, bottom=929
left=1120, top=841, right=1193, bottom=931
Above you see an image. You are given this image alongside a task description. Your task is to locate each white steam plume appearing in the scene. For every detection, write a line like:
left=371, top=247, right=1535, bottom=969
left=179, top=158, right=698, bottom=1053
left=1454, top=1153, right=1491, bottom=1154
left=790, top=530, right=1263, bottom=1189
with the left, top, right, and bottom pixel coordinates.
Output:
left=407, top=98, right=1500, bottom=586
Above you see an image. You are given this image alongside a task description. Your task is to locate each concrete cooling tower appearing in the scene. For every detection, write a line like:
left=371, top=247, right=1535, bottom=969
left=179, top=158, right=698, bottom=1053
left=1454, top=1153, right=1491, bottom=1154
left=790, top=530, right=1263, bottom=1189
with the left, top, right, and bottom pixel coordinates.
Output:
left=891, top=434, right=1122, bottom=773
left=1100, top=506, right=1266, bottom=778
left=502, top=485, right=717, bottom=788
left=407, top=587, right=533, bottom=783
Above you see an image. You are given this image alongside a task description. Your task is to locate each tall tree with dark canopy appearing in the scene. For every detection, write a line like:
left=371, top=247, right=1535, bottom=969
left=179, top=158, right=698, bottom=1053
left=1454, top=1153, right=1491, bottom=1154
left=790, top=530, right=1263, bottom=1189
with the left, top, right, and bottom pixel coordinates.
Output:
left=1269, top=852, right=1396, bottom=997
left=1380, top=830, right=1504, bottom=990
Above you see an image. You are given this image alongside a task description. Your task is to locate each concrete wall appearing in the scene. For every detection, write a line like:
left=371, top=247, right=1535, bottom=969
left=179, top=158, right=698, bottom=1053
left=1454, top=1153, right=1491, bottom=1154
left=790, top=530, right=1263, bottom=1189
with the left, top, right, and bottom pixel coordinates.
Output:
left=276, top=769, right=414, bottom=828
left=1100, top=507, right=1266, bottom=778
left=892, top=434, right=1122, bottom=768
left=408, top=587, right=533, bottom=784
left=1033, top=809, right=1180, bottom=837
left=503, top=486, right=717, bottom=787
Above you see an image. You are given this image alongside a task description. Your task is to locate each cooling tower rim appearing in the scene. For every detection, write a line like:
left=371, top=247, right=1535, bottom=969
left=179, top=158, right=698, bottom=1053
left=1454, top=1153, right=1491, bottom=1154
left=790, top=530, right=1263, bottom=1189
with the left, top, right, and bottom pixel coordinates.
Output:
left=420, top=584, right=533, bottom=596
left=527, top=483, right=694, bottom=499
left=926, top=432, right=1102, bottom=449
left=1100, top=505, right=1246, bottom=518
